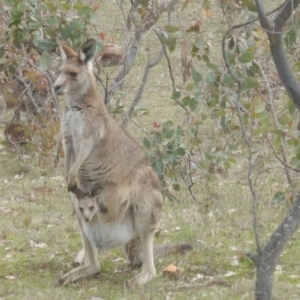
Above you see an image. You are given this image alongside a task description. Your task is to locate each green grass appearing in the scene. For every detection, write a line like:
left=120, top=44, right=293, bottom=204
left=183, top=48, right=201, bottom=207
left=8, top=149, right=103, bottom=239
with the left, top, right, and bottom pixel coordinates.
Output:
left=0, top=153, right=300, bottom=299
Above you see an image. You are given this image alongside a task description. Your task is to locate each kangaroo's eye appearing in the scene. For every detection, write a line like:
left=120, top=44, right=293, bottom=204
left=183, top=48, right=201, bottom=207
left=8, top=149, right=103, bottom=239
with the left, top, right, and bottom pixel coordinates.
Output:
left=79, top=207, right=83, bottom=213
left=89, top=206, right=94, bottom=211
left=69, top=71, right=77, bottom=77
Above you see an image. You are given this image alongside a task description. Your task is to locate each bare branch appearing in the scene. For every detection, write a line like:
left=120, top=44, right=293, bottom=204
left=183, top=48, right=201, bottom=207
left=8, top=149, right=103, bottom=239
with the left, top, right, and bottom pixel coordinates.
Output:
left=222, top=36, right=262, bottom=259
left=259, top=0, right=300, bottom=110
left=253, top=59, right=292, bottom=184
left=254, top=0, right=272, bottom=30
left=22, top=58, right=61, bottom=119
left=122, top=48, right=164, bottom=127
left=274, top=0, right=300, bottom=32
left=106, top=31, right=142, bottom=108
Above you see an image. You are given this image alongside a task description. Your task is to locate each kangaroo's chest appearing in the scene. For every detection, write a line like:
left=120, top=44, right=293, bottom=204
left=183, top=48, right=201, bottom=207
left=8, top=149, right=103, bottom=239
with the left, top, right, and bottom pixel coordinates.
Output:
left=62, top=109, right=87, bottom=153
left=82, top=212, right=136, bottom=249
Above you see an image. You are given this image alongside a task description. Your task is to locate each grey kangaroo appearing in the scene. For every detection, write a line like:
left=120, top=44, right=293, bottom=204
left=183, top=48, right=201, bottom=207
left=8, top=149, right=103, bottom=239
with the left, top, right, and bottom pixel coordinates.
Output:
left=53, top=38, right=192, bottom=288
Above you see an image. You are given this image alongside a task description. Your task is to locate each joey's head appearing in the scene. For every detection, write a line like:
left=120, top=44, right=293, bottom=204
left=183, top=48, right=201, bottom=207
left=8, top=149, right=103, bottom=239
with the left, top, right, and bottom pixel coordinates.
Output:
left=53, top=38, right=97, bottom=98
left=78, top=196, right=98, bottom=223
left=73, top=188, right=99, bottom=222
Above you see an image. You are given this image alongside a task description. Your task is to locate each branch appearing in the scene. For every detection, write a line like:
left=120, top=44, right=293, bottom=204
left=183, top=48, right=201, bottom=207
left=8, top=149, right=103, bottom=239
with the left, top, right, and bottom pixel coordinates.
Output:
left=222, top=22, right=262, bottom=257
left=253, top=59, right=292, bottom=184
left=274, top=0, right=300, bottom=32
left=258, top=0, right=300, bottom=110
left=154, top=29, right=176, bottom=92
left=254, top=0, right=272, bottom=30
left=22, top=58, right=61, bottom=119
left=122, top=48, right=164, bottom=127
left=106, top=31, right=142, bottom=109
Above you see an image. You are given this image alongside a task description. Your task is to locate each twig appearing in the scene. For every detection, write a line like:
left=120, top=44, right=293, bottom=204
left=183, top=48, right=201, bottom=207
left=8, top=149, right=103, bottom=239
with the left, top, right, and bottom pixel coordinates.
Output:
left=253, top=59, right=292, bottom=184
left=22, top=58, right=61, bottom=118
left=221, top=22, right=262, bottom=257
left=265, top=133, right=300, bottom=173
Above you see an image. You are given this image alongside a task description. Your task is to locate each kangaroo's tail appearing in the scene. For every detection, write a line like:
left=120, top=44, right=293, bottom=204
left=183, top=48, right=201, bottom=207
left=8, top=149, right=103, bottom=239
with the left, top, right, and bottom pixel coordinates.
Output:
left=153, top=243, right=193, bottom=259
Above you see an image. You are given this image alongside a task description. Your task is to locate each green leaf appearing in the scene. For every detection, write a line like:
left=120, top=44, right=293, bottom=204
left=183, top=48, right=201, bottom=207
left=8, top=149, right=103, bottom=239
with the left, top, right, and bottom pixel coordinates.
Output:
left=21, top=31, right=31, bottom=41
left=238, top=47, right=256, bottom=63
left=110, top=106, right=124, bottom=115
left=17, top=2, right=27, bottom=12
left=169, top=147, right=185, bottom=162
left=222, top=74, right=235, bottom=87
left=205, top=72, right=215, bottom=84
left=172, top=90, right=181, bottom=100
left=291, top=156, right=300, bottom=167
left=254, top=102, right=265, bottom=113
left=143, top=137, right=151, bottom=149
left=241, top=0, right=257, bottom=12
left=165, top=24, right=180, bottom=33
left=164, top=129, right=175, bottom=139
left=8, top=65, right=16, bottom=75
left=9, top=17, right=22, bottom=27
left=155, top=157, right=164, bottom=175
left=37, top=40, right=55, bottom=52
left=159, top=31, right=177, bottom=52
left=244, top=76, right=258, bottom=89
left=182, top=96, right=198, bottom=111
left=39, top=3, right=48, bottom=11
left=284, top=28, right=297, bottom=48
left=191, top=68, right=202, bottom=82
left=173, top=183, right=181, bottom=191
left=287, top=181, right=299, bottom=192
left=40, top=52, right=50, bottom=71
left=154, top=132, right=162, bottom=143
left=46, top=16, right=61, bottom=27
left=61, top=21, right=82, bottom=40
left=0, top=46, right=4, bottom=58
left=224, top=49, right=233, bottom=63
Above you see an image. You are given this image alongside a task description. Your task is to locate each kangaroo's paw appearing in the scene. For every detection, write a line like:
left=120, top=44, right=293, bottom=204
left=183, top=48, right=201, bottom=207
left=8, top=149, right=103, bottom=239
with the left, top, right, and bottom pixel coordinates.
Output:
left=55, top=265, right=99, bottom=287
left=126, top=271, right=156, bottom=289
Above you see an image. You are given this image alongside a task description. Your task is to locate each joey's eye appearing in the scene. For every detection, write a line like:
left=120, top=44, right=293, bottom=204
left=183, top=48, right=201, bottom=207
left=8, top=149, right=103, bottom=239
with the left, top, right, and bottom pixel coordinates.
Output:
left=89, top=206, right=94, bottom=211
left=79, top=207, right=83, bottom=213
left=69, top=71, right=77, bottom=77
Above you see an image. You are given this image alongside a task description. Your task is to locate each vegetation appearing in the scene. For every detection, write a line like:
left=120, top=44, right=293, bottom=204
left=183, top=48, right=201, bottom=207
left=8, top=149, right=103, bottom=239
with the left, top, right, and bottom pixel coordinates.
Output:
left=1, top=0, right=300, bottom=299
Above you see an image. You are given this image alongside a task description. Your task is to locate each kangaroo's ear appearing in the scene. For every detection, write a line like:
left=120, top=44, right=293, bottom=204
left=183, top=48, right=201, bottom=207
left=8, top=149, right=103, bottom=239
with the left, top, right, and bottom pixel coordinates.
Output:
left=56, top=38, right=77, bottom=61
left=80, top=39, right=97, bottom=64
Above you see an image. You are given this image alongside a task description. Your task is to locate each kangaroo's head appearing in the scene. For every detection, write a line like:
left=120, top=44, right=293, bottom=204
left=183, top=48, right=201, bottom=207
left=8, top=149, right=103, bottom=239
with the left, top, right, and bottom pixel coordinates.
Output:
left=53, top=39, right=97, bottom=100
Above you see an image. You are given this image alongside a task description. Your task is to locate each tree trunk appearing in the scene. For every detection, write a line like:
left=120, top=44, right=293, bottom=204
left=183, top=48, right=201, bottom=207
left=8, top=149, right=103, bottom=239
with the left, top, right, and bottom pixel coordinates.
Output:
left=252, top=1, right=300, bottom=299
left=254, top=193, right=300, bottom=299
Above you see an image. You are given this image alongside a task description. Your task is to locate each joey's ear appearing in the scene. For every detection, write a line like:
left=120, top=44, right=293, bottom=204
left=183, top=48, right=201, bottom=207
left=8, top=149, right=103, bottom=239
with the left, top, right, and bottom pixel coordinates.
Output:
left=72, top=188, right=85, bottom=200
left=56, top=38, right=77, bottom=61
left=80, top=39, right=97, bottom=64
left=89, top=187, right=99, bottom=197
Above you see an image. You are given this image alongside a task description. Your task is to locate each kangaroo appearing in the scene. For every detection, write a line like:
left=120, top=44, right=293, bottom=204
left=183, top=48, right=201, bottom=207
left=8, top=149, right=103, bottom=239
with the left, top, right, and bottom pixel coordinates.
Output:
left=53, top=38, right=192, bottom=288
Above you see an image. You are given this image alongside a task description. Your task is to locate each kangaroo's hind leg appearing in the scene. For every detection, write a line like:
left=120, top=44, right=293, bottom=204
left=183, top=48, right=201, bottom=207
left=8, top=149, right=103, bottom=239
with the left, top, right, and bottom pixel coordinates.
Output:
left=126, top=188, right=163, bottom=288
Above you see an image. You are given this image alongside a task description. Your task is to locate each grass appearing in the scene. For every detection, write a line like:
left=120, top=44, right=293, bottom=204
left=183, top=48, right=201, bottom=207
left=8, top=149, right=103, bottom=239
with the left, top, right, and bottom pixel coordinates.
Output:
left=1, top=150, right=300, bottom=299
